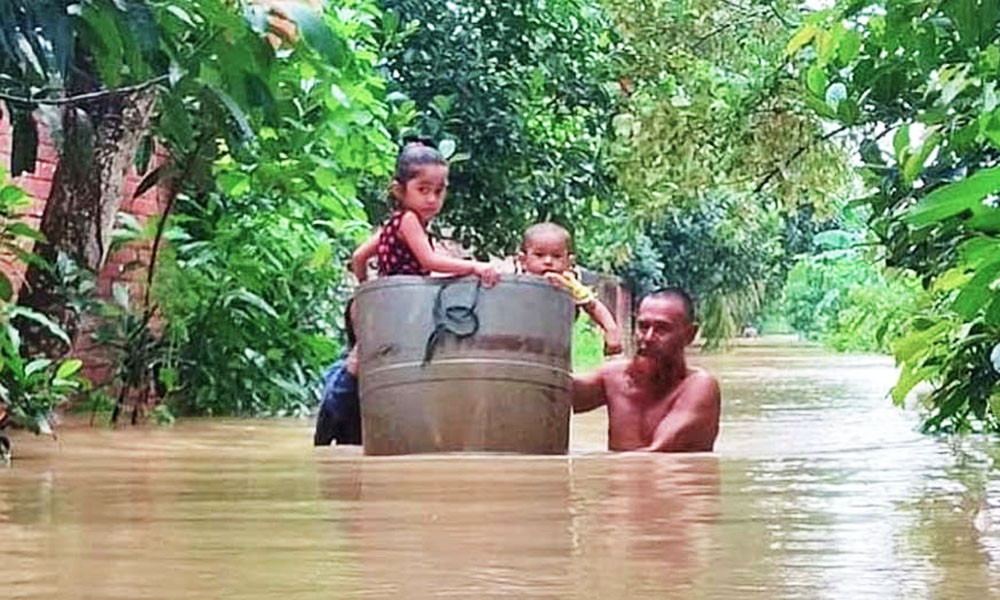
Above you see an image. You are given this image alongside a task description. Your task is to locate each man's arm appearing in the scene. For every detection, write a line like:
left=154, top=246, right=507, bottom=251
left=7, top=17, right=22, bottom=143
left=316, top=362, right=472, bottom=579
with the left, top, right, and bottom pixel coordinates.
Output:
left=571, top=367, right=608, bottom=413
left=642, top=372, right=720, bottom=452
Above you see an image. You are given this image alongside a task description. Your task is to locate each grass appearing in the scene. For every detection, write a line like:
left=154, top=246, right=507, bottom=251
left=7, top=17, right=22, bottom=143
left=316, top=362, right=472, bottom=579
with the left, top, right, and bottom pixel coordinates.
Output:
left=572, top=318, right=606, bottom=371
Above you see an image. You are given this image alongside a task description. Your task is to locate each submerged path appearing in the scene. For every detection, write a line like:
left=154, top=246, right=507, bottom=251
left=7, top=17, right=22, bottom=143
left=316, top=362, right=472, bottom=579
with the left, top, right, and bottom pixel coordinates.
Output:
left=2, top=344, right=999, bottom=598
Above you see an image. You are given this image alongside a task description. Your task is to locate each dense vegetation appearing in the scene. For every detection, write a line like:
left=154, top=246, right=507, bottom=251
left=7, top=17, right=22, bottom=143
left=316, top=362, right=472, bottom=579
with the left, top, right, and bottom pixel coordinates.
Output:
left=0, top=0, right=994, bottom=435
left=790, top=0, right=1000, bottom=432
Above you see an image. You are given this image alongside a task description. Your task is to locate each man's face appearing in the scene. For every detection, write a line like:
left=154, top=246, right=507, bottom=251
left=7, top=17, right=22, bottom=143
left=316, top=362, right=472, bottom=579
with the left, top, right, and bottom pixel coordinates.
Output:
left=519, top=231, right=573, bottom=275
left=635, top=295, right=696, bottom=362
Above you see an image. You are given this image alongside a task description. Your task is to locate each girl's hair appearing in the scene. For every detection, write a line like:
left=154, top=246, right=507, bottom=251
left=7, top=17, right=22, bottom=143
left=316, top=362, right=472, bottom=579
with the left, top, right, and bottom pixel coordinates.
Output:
left=394, top=135, right=447, bottom=185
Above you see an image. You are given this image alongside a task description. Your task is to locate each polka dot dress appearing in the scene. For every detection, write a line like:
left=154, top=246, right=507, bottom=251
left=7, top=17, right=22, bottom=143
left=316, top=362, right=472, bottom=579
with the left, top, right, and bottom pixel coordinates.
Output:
left=377, top=210, right=430, bottom=276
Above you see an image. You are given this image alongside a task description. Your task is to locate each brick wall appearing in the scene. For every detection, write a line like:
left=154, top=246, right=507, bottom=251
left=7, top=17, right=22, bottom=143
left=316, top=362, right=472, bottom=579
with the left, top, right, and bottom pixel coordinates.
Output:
left=0, top=113, right=169, bottom=383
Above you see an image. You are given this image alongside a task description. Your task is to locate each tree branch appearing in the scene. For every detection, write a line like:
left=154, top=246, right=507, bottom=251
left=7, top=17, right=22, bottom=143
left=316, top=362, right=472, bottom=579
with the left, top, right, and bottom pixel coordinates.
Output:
left=753, top=124, right=851, bottom=194
left=0, top=75, right=170, bottom=107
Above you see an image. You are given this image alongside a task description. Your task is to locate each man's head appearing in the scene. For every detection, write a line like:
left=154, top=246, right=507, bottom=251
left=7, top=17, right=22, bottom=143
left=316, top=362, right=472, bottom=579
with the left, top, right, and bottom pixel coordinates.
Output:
left=634, top=288, right=698, bottom=362
left=519, top=222, right=573, bottom=275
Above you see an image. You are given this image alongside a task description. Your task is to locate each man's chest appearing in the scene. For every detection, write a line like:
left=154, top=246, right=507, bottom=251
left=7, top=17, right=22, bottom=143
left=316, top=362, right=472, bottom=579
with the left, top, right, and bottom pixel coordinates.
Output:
left=605, top=380, right=674, bottom=442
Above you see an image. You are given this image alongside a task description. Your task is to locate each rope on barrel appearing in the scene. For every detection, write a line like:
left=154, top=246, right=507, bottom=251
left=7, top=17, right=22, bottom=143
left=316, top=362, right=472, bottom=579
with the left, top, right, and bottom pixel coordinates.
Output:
left=422, top=278, right=482, bottom=366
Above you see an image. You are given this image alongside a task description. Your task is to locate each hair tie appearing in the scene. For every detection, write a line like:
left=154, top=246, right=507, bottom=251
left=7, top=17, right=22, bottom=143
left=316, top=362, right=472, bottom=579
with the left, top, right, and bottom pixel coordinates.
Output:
left=401, top=134, right=438, bottom=150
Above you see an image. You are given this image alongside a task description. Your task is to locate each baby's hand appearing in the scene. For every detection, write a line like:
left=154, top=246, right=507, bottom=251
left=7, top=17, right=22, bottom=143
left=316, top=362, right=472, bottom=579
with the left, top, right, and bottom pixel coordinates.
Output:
left=543, top=271, right=572, bottom=290
left=604, top=328, right=623, bottom=356
left=474, top=263, right=500, bottom=288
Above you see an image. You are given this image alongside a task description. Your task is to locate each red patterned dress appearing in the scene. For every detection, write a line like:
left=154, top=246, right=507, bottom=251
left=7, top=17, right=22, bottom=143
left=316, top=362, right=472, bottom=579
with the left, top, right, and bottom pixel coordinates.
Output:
left=377, top=210, right=431, bottom=276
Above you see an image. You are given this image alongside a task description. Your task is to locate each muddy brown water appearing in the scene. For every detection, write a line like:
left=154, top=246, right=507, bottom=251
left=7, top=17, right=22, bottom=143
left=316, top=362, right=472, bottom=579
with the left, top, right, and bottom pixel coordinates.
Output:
left=2, top=346, right=999, bottom=599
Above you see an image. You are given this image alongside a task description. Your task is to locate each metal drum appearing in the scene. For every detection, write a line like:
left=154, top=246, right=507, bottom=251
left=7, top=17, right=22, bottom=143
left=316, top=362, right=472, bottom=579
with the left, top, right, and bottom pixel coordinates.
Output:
left=355, top=274, right=573, bottom=455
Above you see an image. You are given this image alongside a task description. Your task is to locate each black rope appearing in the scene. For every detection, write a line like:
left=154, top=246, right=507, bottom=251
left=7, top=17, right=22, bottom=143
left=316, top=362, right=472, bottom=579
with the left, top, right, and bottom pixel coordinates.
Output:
left=422, top=279, right=482, bottom=366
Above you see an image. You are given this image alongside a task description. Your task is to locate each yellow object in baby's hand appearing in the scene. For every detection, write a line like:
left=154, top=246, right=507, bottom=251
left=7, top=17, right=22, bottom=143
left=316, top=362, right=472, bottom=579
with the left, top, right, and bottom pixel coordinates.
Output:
left=543, top=271, right=596, bottom=306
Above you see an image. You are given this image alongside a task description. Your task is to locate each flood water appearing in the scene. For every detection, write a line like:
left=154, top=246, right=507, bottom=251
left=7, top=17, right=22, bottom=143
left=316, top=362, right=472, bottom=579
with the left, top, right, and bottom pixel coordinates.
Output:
left=3, top=345, right=1000, bottom=599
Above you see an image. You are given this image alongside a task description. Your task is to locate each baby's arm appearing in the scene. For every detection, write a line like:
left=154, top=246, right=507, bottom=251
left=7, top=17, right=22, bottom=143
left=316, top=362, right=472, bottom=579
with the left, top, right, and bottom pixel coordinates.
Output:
left=397, top=212, right=499, bottom=286
left=583, top=298, right=623, bottom=355
left=351, top=229, right=381, bottom=283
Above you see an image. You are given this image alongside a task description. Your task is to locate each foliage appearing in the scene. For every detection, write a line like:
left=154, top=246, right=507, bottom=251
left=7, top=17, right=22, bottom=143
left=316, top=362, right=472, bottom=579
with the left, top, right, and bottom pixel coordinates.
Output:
left=791, top=0, right=1000, bottom=432
left=590, top=0, right=855, bottom=341
left=603, top=0, right=850, bottom=216
left=619, top=193, right=785, bottom=346
left=154, top=192, right=349, bottom=416
left=375, top=0, right=626, bottom=258
left=146, top=0, right=395, bottom=416
left=572, top=317, right=605, bottom=372
left=91, top=282, right=171, bottom=424
left=0, top=171, right=85, bottom=434
left=780, top=226, right=919, bottom=353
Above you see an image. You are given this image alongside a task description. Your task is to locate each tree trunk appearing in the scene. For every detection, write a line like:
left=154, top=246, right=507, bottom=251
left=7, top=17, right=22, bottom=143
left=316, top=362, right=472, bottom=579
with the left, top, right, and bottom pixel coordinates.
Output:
left=18, top=92, right=155, bottom=355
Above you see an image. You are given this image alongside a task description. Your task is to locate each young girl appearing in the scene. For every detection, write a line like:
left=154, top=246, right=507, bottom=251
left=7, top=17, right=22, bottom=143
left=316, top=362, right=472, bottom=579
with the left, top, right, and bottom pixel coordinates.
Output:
left=351, top=139, right=499, bottom=287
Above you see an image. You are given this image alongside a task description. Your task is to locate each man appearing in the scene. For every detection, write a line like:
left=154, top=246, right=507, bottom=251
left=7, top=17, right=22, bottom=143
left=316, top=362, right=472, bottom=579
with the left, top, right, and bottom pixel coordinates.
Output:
left=572, top=288, right=721, bottom=452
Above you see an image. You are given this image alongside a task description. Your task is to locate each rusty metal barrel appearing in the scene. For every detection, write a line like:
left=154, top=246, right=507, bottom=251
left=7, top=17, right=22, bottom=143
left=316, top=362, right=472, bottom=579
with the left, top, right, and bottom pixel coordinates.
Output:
left=355, top=274, right=573, bottom=455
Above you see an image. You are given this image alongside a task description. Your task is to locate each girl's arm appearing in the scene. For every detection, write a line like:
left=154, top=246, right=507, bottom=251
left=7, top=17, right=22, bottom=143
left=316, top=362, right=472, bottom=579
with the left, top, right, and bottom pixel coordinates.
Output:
left=397, top=212, right=499, bottom=286
left=351, top=229, right=381, bottom=283
left=583, top=298, right=623, bottom=355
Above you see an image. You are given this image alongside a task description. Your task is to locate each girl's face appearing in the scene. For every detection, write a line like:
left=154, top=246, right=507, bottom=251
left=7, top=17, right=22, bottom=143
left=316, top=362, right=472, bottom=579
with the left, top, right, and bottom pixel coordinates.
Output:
left=393, top=164, right=449, bottom=222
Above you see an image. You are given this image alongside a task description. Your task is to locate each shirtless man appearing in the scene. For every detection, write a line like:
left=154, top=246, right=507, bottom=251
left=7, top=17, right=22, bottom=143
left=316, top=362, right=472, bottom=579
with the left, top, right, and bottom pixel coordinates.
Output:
left=572, top=288, right=721, bottom=452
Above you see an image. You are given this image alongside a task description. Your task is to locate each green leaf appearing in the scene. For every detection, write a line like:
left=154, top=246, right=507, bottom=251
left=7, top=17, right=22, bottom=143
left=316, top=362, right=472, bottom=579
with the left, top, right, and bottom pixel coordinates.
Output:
left=25, top=358, right=53, bottom=377
left=838, top=29, right=862, bottom=64
left=892, top=320, right=951, bottom=364
left=806, top=65, right=828, bottom=97
left=952, top=257, right=1000, bottom=318
left=892, top=125, right=910, bottom=162
left=0, top=273, right=11, bottom=302
left=906, top=165, right=1000, bottom=226
left=227, top=289, right=280, bottom=319
left=218, top=171, right=250, bottom=196
left=902, top=131, right=941, bottom=184
left=134, top=135, right=153, bottom=176
left=892, top=362, right=933, bottom=406
left=56, top=358, right=83, bottom=379
left=8, top=306, right=70, bottom=345
left=274, top=1, right=347, bottom=67
left=815, top=30, right=836, bottom=64
left=81, top=2, right=124, bottom=87
left=7, top=222, right=45, bottom=242
left=786, top=24, right=817, bottom=56
left=439, top=139, right=456, bottom=159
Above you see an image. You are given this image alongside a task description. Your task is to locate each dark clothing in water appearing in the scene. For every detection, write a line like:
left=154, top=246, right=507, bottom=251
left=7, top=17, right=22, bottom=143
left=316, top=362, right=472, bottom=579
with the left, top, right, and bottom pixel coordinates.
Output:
left=377, top=209, right=430, bottom=276
left=314, top=358, right=361, bottom=446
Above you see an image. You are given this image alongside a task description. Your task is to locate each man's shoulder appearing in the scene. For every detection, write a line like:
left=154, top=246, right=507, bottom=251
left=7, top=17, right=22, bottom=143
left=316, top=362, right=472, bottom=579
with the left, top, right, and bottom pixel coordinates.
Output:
left=597, top=357, right=632, bottom=379
left=680, top=367, right=720, bottom=403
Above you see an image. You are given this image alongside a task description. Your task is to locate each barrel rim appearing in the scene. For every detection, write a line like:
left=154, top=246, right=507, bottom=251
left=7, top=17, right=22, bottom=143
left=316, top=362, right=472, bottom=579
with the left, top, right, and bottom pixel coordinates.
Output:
left=355, top=273, right=571, bottom=295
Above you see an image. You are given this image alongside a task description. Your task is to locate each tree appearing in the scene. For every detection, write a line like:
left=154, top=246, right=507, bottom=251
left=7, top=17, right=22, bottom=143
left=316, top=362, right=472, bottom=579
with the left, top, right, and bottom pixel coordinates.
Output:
left=790, top=0, right=1000, bottom=431
left=596, top=0, right=853, bottom=338
left=0, top=0, right=355, bottom=352
left=375, top=0, right=626, bottom=257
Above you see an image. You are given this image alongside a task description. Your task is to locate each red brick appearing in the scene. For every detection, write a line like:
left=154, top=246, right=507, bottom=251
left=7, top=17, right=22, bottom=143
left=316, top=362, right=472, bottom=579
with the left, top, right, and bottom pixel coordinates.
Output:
left=131, top=195, right=160, bottom=217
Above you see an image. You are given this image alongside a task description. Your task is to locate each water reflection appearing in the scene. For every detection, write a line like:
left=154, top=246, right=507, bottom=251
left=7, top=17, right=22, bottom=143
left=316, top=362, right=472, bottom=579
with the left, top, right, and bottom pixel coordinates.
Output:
left=1, top=348, right=999, bottom=599
left=569, top=455, right=720, bottom=597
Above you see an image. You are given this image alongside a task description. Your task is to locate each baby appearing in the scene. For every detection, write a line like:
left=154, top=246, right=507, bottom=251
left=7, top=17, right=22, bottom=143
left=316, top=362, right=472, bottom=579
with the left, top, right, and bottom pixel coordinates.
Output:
left=519, top=223, right=623, bottom=354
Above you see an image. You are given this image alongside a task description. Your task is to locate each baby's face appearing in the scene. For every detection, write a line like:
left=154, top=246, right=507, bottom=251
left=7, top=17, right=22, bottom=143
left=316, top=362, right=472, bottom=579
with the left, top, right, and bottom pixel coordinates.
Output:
left=520, top=232, right=572, bottom=275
